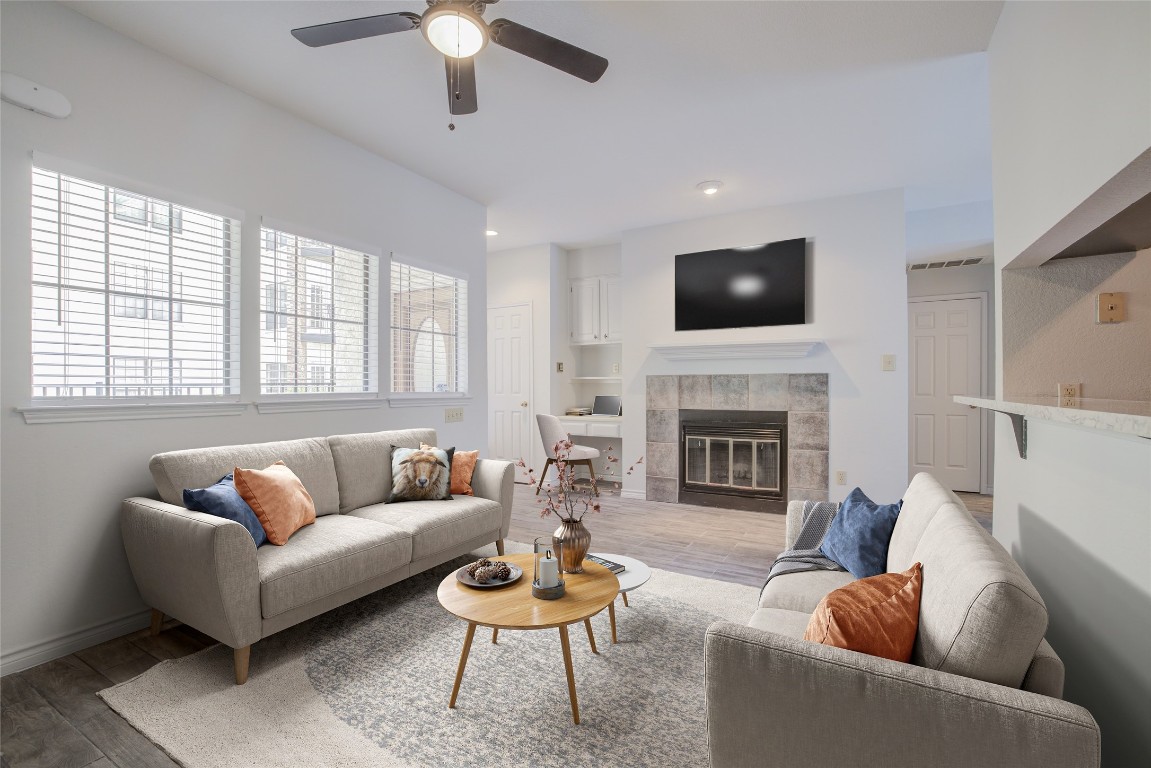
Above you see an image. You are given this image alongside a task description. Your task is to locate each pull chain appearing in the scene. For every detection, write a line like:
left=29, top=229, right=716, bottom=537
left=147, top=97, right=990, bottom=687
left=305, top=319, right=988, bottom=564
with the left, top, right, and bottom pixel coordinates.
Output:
left=448, top=9, right=461, bottom=131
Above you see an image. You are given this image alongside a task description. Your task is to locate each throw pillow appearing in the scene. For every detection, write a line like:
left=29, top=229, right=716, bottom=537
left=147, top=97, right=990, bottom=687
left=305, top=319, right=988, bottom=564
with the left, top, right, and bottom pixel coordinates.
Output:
left=819, top=487, right=902, bottom=578
left=233, top=461, right=316, bottom=546
left=803, top=562, right=923, bottom=663
left=388, top=446, right=453, bottom=502
left=422, top=442, right=478, bottom=496
left=182, top=473, right=268, bottom=547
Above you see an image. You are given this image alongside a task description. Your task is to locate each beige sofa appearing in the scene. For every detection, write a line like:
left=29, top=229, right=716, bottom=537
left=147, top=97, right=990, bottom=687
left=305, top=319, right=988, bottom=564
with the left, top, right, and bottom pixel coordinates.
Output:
left=704, top=472, right=1101, bottom=768
left=121, top=428, right=513, bottom=684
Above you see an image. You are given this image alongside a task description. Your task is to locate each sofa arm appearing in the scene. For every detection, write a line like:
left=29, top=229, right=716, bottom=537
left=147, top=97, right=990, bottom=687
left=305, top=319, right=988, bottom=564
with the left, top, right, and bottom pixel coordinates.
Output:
left=704, top=622, right=1099, bottom=768
left=469, top=459, right=515, bottom=538
left=121, top=497, right=262, bottom=649
left=784, top=500, right=805, bottom=549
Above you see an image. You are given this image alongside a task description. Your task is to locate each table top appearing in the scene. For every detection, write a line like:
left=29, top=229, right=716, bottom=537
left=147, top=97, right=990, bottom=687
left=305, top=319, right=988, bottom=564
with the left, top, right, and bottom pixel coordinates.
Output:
left=592, top=553, right=652, bottom=593
left=437, top=553, right=620, bottom=631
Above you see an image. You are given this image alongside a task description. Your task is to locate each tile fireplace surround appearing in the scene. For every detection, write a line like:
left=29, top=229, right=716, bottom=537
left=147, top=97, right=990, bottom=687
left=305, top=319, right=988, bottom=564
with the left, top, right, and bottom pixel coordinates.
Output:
left=646, top=373, right=830, bottom=507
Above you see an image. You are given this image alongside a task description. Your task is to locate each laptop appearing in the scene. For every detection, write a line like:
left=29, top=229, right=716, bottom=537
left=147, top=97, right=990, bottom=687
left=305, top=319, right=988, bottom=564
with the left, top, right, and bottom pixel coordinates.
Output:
left=591, top=395, right=622, bottom=416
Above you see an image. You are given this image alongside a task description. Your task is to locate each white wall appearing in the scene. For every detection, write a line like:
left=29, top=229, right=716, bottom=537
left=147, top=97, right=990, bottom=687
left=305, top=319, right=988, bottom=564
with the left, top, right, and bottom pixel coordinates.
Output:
left=620, top=189, right=909, bottom=503
left=989, top=3, right=1151, bottom=764
left=0, top=2, right=486, bottom=672
left=906, top=201, right=994, bottom=264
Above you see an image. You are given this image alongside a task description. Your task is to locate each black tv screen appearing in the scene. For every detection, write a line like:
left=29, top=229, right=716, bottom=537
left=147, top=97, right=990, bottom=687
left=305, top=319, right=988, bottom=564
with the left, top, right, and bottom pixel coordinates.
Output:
left=675, top=238, right=807, bottom=331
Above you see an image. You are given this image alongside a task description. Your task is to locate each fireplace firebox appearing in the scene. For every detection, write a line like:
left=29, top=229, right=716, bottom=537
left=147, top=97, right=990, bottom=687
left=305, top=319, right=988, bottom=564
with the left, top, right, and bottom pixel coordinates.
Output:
left=679, top=410, right=788, bottom=512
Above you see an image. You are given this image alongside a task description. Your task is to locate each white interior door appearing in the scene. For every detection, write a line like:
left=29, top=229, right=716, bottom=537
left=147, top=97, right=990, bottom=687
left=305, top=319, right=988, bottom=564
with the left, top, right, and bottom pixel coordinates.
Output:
left=488, top=303, right=533, bottom=482
left=909, top=296, right=983, bottom=492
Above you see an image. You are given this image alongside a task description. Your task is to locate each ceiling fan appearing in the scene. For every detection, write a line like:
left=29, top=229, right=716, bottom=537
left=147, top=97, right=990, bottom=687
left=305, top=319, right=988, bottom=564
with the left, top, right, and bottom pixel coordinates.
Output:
left=291, top=0, right=609, bottom=117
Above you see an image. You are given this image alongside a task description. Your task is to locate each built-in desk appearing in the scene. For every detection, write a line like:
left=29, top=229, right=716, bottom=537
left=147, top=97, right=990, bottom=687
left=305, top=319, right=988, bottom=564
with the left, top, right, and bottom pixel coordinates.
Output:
left=558, top=415, right=624, bottom=439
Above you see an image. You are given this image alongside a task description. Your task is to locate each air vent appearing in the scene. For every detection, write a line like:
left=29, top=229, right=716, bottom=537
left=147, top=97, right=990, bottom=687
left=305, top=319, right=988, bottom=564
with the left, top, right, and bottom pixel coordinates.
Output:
left=906, top=257, right=985, bottom=273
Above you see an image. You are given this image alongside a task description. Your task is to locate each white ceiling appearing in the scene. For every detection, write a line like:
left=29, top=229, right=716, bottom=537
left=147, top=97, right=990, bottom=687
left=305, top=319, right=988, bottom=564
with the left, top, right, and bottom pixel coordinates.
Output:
left=66, top=0, right=1003, bottom=252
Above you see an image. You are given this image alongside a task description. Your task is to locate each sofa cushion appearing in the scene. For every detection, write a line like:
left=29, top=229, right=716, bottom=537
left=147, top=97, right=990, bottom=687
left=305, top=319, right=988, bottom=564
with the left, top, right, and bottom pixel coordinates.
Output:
left=256, top=515, right=411, bottom=619
left=349, top=496, right=502, bottom=560
left=182, top=473, right=267, bottom=547
left=327, top=429, right=437, bottom=514
left=759, top=569, right=856, bottom=612
left=150, top=437, right=340, bottom=516
left=747, top=607, right=812, bottom=639
left=819, top=487, right=902, bottom=578
left=886, top=472, right=962, bottom=572
left=803, top=563, right=922, bottom=663
left=234, top=461, right=316, bottom=546
left=911, top=503, right=1048, bottom=688
left=424, top=443, right=479, bottom=496
left=388, top=446, right=453, bottom=502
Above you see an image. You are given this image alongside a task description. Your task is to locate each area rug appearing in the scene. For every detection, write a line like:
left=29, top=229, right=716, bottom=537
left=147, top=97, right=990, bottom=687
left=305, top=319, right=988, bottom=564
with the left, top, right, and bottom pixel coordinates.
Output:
left=99, top=543, right=758, bottom=768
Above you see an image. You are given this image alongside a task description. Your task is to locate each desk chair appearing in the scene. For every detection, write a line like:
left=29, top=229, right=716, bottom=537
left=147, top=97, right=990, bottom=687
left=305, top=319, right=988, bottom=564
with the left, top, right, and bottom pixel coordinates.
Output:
left=535, top=414, right=600, bottom=496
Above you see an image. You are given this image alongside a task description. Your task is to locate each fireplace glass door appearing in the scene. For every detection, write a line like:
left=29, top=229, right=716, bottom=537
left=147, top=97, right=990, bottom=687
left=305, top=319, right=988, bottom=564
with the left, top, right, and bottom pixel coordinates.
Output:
left=684, top=430, right=781, bottom=493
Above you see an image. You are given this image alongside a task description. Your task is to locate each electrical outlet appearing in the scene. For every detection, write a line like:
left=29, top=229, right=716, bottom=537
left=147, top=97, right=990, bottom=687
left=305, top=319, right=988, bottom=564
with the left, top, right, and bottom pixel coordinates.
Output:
left=611, top=362, right=620, bottom=374
left=444, top=407, right=464, bottom=423
left=556, top=361, right=564, bottom=373
left=881, top=354, right=896, bottom=372
left=835, top=470, right=847, bottom=486
left=1057, top=383, right=1081, bottom=408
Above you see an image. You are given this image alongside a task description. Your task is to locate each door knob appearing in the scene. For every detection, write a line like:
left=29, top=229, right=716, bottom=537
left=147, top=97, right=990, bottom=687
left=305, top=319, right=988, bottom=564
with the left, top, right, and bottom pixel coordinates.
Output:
left=520, top=401, right=528, bottom=407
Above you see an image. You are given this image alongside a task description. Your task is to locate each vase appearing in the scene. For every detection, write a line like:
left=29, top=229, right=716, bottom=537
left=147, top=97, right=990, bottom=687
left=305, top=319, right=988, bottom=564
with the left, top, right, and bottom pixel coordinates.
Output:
left=553, top=518, right=591, bottom=573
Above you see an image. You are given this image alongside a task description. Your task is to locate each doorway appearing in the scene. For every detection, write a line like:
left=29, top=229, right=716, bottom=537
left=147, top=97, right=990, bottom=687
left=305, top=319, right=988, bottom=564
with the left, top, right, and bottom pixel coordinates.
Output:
left=487, top=303, right=533, bottom=482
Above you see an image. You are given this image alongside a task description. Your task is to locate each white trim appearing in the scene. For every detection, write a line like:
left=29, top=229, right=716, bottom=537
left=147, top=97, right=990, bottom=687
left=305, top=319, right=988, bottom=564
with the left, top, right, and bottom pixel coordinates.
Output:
left=31, top=150, right=245, bottom=221
left=386, top=393, right=472, bottom=407
left=256, top=397, right=386, bottom=414
left=620, top=489, right=647, bottom=500
left=260, top=216, right=383, bottom=259
left=18, top=401, right=248, bottom=424
left=1, top=609, right=150, bottom=676
left=649, top=340, right=822, bottom=361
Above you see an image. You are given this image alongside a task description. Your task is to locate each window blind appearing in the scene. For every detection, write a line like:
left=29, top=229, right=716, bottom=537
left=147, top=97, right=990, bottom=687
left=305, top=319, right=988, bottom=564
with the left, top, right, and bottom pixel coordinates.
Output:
left=260, top=228, right=378, bottom=395
left=391, top=261, right=468, bottom=394
left=31, top=168, right=240, bottom=399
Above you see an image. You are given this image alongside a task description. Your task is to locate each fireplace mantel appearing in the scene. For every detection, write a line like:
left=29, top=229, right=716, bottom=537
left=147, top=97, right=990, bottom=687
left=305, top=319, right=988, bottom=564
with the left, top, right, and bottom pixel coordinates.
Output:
left=649, top=340, right=822, bottom=361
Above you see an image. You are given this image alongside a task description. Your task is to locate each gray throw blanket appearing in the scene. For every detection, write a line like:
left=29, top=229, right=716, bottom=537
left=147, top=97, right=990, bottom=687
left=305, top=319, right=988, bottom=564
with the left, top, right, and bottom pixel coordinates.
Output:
left=760, top=500, right=845, bottom=596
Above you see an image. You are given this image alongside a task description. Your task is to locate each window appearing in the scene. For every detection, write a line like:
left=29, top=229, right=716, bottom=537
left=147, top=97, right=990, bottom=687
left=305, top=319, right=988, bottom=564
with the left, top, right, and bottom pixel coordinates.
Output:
left=391, top=261, right=468, bottom=394
left=260, top=227, right=377, bottom=396
left=31, top=168, right=239, bottom=399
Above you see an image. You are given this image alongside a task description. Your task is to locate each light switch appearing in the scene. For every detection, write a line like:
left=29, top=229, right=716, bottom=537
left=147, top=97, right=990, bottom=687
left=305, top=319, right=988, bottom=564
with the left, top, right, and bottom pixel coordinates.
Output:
left=881, top=354, right=897, bottom=372
left=1097, top=293, right=1126, bottom=324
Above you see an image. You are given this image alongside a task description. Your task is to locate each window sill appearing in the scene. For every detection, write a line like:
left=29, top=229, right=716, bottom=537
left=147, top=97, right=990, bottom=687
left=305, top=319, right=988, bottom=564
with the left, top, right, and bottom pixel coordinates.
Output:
left=17, top=401, right=248, bottom=424
left=385, top=393, right=472, bottom=407
left=255, top=397, right=385, bottom=414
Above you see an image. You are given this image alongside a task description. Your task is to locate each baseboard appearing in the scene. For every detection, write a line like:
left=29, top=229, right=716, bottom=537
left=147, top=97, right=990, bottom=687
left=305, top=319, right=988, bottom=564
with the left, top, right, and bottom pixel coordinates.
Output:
left=1, top=609, right=151, bottom=676
left=982, top=484, right=994, bottom=496
left=619, top=489, right=646, bottom=500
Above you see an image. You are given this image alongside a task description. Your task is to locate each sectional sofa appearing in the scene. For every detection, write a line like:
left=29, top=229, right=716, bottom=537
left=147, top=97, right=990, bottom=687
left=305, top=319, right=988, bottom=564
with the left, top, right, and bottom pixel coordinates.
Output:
left=704, top=472, right=1101, bottom=768
left=120, top=428, right=513, bottom=684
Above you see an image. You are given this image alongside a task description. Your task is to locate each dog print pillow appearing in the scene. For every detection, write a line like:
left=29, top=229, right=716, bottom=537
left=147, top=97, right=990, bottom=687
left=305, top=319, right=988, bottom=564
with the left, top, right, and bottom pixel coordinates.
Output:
left=387, top=446, right=454, bottom=502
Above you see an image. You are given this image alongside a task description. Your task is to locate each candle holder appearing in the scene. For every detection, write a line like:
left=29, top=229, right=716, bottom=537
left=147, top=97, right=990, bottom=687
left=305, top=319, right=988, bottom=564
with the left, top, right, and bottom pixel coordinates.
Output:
left=532, top=536, right=565, bottom=600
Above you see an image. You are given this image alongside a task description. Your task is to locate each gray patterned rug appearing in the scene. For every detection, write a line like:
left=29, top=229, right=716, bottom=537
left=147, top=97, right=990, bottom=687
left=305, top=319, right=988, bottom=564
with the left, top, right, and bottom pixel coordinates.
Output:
left=99, top=543, right=758, bottom=768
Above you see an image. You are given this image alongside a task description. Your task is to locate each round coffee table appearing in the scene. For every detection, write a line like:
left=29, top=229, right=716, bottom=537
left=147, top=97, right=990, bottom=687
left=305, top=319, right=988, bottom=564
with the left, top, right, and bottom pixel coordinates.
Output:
left=437, top=553, right=619, bottom=724
left=590, top=553, right=652, bottom=643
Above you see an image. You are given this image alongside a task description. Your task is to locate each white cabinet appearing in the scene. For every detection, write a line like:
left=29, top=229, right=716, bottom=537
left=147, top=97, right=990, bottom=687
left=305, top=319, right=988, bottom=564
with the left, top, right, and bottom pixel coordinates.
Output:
left=569, top=275, right=622, bottom=344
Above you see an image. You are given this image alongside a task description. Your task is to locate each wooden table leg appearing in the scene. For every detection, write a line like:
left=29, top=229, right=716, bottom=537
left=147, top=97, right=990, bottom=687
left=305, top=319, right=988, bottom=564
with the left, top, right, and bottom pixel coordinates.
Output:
left=492, top=627, right=499, bottom=644
left=558, top=625, right=580, bottom=725
left=583, top=618, right=598, bottom=654
left=608, top=599, right=618, bottom=644
left=622, top=591, right=629, bottom=608
left=449, top=622, right=477, bottom=709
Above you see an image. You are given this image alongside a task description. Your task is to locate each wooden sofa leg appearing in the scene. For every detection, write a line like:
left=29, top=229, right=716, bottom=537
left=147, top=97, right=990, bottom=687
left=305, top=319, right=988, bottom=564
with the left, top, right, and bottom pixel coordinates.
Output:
left=496, top=539, right=505, bottom=556
left=234, top=645, right=251, bottom=685
left=150, top=609, right=164, bottom=636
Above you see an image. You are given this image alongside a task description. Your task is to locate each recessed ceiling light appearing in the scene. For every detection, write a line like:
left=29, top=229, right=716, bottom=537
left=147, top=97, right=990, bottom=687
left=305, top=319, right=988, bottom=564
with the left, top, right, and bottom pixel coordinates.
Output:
left=696, top=180, right=723, bottom=195
left=485, top=230, right=499, bottom=237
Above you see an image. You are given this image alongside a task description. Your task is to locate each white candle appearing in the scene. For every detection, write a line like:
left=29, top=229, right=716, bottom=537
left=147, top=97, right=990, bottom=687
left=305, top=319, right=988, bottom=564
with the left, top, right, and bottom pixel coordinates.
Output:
left=539, top=551, right=559, bottom=588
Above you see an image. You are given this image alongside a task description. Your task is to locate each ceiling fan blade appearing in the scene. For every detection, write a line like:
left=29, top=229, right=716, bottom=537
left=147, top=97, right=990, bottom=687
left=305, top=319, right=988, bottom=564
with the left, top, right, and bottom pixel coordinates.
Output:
left=488, top=19, right=608, bottom=83
left=445, top=56, right=478, bottom=115
left=291, top=12, right=420, bottom=47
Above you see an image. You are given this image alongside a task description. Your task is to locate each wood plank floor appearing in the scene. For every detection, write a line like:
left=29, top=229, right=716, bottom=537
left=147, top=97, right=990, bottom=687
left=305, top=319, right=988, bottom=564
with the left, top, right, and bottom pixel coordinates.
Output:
left=2, top=483, right=992, bottom=768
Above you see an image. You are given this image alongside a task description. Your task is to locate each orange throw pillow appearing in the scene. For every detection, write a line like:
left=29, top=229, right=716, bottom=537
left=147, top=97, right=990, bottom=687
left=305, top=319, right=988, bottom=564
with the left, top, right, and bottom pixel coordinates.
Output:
left=233, top=461, right=316, bottom=546
left=803, top=562, right=923, bottom=662
left=422, top=443, right=479, bottom=496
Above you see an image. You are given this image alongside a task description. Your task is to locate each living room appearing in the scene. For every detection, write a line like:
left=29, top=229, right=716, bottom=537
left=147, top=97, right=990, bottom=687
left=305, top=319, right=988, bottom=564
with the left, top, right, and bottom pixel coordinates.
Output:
left=2, top=2, right=1149, bottom=767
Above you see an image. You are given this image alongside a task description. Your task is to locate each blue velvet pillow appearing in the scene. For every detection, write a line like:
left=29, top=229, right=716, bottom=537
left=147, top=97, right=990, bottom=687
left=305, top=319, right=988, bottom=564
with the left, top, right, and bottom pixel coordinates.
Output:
left=183, top=473, right=268, bottom=547
left=819, top=487, right=902, bottom=578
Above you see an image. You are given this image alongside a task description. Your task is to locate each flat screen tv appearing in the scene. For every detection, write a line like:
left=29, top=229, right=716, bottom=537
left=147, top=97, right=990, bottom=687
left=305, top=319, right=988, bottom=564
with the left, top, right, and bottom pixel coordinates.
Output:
left=675, top=237, right=807, bottom=331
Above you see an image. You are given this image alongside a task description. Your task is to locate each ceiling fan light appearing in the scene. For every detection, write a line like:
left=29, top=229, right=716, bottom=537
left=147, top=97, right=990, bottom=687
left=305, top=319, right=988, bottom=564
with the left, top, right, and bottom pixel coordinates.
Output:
left=423, top=6, right=487, bottom=58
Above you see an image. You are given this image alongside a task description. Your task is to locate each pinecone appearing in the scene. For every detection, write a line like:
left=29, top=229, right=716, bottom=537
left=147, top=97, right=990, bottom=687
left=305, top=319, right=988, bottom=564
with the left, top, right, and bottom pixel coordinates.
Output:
left=466, top=558, right=491, bottom=577
left=474, top=565, right=500, bottom=583
left=492, top=562, right=512, bottom=580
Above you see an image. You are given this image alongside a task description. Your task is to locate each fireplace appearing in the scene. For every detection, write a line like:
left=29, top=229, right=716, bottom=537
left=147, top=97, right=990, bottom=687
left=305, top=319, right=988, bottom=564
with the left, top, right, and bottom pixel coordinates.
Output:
left=679, top=410, right=788, bottom=512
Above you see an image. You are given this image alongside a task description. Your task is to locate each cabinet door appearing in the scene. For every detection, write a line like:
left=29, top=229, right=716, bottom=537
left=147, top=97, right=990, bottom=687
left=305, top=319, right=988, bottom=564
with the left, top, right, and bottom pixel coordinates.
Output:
left=560, top=419, right=589, bottom=436
left=588, top=422, right=621, bottom=438
left=600, top=277, right=622, bottom=342
left=570, top=278, right=600, bottom=343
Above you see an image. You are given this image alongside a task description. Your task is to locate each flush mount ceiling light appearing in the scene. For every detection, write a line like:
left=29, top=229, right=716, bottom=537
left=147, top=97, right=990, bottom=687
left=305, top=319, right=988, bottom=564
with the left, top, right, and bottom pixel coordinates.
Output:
left=696, top=180, right=724, bottom=195
left=485, top=229, right=499, bottom=236
left=422, top=3, right=488, bottom=58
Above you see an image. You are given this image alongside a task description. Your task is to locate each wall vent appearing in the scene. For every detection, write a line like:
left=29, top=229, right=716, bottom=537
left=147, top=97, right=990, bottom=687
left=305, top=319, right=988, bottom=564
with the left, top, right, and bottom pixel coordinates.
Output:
left=906, top=257, right=985, bottom=272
